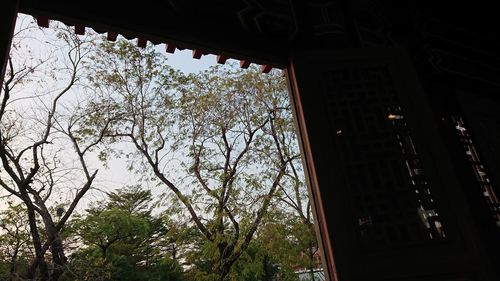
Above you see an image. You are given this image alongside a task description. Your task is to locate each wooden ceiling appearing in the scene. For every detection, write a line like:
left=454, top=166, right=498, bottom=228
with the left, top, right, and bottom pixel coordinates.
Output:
left=16, top=1, right=500, bottom=79
left=18, top=0, right=310, bottom=68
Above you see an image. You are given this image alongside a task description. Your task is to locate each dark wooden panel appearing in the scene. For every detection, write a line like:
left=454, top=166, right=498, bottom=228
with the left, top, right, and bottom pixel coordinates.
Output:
left=454, top=92, right=500, bottom=271
left=17, top=0, right=354, bottom=66
left=288, top=48, right=496, bottom=281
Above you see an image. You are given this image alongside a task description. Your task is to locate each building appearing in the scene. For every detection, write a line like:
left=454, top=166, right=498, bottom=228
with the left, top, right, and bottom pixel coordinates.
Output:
left=296, top=268, right=325, bottom=281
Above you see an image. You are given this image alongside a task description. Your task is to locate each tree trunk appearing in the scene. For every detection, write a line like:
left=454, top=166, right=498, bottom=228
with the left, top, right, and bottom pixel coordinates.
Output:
left=216, top=243, right=235, bottom=281
left=48, top=234, right=67, bottom=281
left=25, top=206, right=49, bottom=281
left=217, top=262, right=231, bottom=281
left=40, top=211, right=67, bottom=281
left=9, top=246, right=18, bottom=280
left=28, top=256, right=49, bottom=281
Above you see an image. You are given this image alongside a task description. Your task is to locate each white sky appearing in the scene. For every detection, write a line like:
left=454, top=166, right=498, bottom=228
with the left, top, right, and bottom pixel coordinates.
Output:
left=95, top=49, right=219, bottom=187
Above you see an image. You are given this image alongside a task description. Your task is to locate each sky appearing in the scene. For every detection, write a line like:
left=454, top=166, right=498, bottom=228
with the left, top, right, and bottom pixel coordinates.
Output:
left=163, top=49, right=217, bottom=73
left=96, top=49, right=218, bottom=188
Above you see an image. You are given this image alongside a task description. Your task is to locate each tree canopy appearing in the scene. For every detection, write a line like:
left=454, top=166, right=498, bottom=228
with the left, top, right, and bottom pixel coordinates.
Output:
left=0, top=16, right=322, bottom=281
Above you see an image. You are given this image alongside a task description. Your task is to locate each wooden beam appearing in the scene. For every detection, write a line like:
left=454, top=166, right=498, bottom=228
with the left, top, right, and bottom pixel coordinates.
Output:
left=192, top=49, right=203, bottom=59
left=1, top=0, right=19, bottom=95
left=137, top=37, right=147, bottom=48
left=240, top=60, right=251, bottom=69
left=216, top=55, right=228, bottom=64
left=36, top=16, right=49, bottom=28
left=75, top=24, right=85, bottom=35
left=107, top=32, right=118, bottom=41
left=165, top=44, right=176, bottom=53
left=261, top=64, right=272, bottom=73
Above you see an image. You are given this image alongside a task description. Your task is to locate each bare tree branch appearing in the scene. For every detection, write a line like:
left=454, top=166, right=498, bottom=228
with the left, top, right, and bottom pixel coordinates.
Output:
left=129, top=134, right=213, bottom=241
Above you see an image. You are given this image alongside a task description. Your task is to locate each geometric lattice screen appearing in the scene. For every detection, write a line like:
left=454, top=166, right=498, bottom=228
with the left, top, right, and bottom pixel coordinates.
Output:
left=451, top=115, right=500, bottom=228
left=289, top=48, right=497, bottom=281
left=324, top=67, right=445, bottom=250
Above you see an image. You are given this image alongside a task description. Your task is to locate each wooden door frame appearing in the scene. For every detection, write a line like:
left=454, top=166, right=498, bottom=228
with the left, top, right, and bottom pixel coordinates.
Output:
left=286, top=64, right=337, bottom=280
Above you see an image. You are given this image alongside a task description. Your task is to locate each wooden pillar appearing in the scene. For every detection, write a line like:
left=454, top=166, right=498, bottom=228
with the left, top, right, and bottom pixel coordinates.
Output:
left=0, top=0, right=19, bottom=94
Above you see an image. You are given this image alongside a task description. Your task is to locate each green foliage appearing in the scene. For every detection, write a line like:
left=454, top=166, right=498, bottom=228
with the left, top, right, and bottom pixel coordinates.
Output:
left=229, top=245, right=279, bottom=281
left=62, top=250, right=185, bottom=281
left=261, top=219, right=317, bottom=271
left=0, top=204, right=33, bottom=280
left=64, top=186, right=186, bottom=280
left=150, top=259, right=185, bottom=281
left=76, top=208, right=150, bottom=250
left=105, top=185, right=155, bottom=215
left=60, top=248, right=113, bottom=281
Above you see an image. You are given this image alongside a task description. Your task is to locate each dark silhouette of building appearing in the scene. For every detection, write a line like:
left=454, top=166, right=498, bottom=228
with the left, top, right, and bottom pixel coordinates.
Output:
left=1, top=1, right=499, bottom=280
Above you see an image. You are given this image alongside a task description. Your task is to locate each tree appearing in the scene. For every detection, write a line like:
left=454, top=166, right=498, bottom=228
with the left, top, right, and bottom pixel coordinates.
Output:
left=65, top=185, right=184, bottom=281
left=274, top=156, right=321, bottom=279
left=0, top=17, right=108, bottom=280
left=0, top=203, right=33, bottom=280
left=78, top=38, right=301, bottom=280
left=77, top=208, right=150, bottom=260
left=254, top=208, right=318, bottom=279
left=1, top=14, right=318, bottom=281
